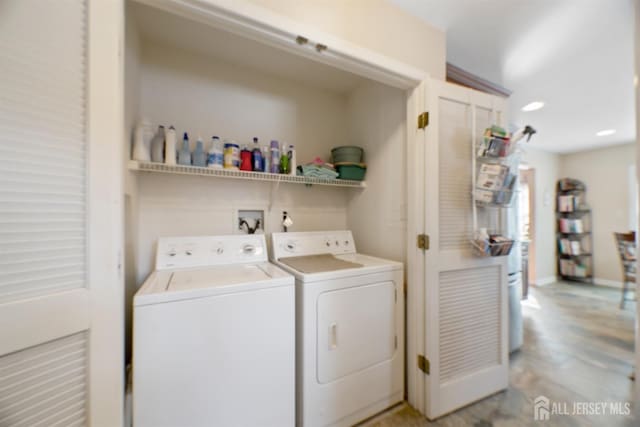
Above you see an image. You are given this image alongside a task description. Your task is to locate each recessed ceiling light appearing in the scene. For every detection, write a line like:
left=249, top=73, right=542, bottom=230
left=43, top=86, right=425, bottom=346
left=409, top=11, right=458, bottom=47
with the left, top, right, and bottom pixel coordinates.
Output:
left=521, top=101, right=545, bottom=112
left=596, top=129, right=616, bottom=137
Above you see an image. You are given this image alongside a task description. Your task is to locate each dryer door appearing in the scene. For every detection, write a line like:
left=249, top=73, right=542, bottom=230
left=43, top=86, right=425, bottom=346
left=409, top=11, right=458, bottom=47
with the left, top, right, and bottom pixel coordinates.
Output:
left=317, top=281, right=397, bottom=383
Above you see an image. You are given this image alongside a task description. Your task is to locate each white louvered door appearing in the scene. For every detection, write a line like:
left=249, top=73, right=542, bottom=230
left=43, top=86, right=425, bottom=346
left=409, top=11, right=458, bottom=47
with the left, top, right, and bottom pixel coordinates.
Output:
left=421, top=80, right=509, bottom=419
left=0, top=1, right=123, bottom=426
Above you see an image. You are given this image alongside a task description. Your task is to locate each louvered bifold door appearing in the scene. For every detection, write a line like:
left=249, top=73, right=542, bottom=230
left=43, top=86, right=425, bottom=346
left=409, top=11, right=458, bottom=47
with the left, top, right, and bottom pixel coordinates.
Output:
left=422, top=80, right=509, bottom=419
left=0, top=1, right=91, bottom=425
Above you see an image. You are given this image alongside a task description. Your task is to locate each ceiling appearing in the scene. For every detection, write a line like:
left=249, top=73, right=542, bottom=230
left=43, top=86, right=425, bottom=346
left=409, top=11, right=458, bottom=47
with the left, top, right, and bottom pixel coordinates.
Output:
left=391, top=0, right=636, bottom=153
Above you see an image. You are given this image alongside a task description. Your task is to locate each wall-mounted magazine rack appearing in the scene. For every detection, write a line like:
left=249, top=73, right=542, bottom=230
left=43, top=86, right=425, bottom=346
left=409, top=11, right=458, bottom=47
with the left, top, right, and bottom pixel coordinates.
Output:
left=473, top=188, right=516, bottom=208
left=471, top=237, right=515, bottom=257
left=476, top=135, right=519, bottom=159
left=471, top=125, right=523, bottom=257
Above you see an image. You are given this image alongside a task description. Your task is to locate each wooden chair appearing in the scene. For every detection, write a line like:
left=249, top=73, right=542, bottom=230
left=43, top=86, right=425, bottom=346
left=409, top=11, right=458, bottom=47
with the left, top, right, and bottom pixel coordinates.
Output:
left=614, top=231, right=636, bottom=309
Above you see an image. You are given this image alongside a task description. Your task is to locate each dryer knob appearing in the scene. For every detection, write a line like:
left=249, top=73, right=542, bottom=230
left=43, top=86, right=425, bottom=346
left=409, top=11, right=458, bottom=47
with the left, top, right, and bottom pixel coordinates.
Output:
left=216, top=247, right=224, bottom=255
left=243, top=244, right=256, bottom=254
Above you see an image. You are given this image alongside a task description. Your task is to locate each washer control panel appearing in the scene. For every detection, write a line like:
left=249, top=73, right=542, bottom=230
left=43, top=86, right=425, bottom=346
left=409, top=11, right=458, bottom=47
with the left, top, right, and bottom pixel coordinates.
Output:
left=271, top=231, right=356, bottom=259
left=156, top=234, right=267, bottom=270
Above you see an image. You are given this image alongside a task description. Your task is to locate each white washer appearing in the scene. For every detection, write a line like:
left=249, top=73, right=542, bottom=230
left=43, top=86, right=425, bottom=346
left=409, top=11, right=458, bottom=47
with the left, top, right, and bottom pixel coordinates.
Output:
left=271, top=231, right=404, bottom=427
left=133, top=234, right=295, bottom=427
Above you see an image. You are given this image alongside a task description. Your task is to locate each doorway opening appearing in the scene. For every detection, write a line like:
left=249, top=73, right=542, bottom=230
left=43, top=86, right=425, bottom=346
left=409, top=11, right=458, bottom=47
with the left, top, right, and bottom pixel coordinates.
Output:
left=518, top=167, right=535, bottom=298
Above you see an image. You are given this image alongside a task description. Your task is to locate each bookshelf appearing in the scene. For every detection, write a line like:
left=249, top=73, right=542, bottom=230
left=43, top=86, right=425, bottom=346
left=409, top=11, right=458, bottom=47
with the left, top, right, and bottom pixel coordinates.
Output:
left=556, top=178, right=593, bottom=283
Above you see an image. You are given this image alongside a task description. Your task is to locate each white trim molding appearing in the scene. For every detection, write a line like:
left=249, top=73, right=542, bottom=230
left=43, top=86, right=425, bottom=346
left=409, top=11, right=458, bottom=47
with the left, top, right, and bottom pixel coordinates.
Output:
left=534, top=276, right=557, bottom=286
left=593, top=278, right=623, bottom=289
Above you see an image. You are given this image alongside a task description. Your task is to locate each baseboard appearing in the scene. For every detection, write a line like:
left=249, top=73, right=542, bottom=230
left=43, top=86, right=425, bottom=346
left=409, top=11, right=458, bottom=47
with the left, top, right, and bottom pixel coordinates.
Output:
left=534, top=276, right=557, bottom=286
left=593, top=278, right=623, bottom=289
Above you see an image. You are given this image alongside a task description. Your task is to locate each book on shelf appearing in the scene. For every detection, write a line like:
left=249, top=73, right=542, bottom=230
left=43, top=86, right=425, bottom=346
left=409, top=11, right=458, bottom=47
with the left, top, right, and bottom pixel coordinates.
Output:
left=558, top=178, right=585, bottom=192
left=558, top=195, right=576, bottom=212
left=558, top=218, right=585, bottom=233
left=559, top=258, right=589, bottom=277
left=571, top=240, right=581, bottom=254
left=558, top=238, right=583, bottom=255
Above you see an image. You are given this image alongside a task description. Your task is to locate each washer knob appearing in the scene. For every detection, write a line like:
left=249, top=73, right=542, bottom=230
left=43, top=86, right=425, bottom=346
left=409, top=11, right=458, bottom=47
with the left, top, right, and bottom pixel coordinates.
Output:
left=243, top=244, right=256, bottom=254
left=216, top=247, right=224, bottom=255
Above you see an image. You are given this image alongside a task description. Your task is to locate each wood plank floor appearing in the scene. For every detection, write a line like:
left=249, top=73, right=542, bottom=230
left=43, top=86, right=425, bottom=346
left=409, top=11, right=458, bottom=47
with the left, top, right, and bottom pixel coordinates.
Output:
left=361, top=282, right=637, bottom=426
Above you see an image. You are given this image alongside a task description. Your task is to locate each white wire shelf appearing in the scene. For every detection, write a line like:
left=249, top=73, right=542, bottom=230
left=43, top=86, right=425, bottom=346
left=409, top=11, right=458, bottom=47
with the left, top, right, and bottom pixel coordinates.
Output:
left=128, top=161, right=367, bottom=188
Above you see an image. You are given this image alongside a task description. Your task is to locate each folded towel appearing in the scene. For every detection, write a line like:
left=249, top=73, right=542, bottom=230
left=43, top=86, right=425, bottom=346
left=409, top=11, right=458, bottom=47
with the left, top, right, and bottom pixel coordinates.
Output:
left=298, top=164, right=339, bottom=179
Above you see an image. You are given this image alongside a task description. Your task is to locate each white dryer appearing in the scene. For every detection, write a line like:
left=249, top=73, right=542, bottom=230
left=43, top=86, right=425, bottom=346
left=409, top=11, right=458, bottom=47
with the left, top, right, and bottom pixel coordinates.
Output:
left=271, top=231, right=404, bottom=427
left=133, top=234, right=294, bottom=427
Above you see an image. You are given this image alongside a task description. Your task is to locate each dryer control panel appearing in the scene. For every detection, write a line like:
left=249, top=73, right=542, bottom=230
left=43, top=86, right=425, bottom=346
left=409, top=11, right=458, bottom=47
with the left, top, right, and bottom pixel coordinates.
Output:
left=271, top=231, right=356, bottom=259
left=156, top=234, right=267, bottom=270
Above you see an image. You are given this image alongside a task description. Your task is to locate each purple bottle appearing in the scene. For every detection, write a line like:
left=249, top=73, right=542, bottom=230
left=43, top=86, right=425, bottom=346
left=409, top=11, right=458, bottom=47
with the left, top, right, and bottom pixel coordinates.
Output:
left=270, top=140, right=280, bottom=173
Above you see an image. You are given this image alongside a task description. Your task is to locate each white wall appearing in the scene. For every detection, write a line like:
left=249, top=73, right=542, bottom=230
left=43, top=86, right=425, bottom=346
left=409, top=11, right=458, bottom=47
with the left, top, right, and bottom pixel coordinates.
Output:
left=123, top=8, right=140, bottom=363
left=245, top=0, right=446, bottom=80
left=140, top=43, right=348, bottom=162
left=135, top=175, right=349, bottom=283
left=346, top=81, right=407, bottom=262
left=133, top=41, right=355, bottom=284
left=560, top=143, right=636, bottom=285
left=521, top=146, right=561, bottom=284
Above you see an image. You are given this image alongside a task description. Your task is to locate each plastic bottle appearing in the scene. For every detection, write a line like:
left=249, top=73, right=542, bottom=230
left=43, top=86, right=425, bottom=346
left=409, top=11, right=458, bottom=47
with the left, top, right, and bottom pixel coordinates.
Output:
left=288, top=144, right=296, bottom=175
left=193, top=136, right=206, bottom=167
left=279, top=142, right=290, bottom=174
left=240, top=144, right=252, bottom=171
left=132, top=120, right=152, bottom=162
left=270, top=140, right=280, bottom=174
left=223, top=140, right=240, bottom=169
left=262, top=145, right=271, bottom=173
left=251, top=137, right=264, bottom=172
left=164, top=126, right=177, bottom=165
left=150, top=125, right=165, bottom=163
left=207, top=136, right=223, bottom=169
left=178, top=132, right=191, bottom=166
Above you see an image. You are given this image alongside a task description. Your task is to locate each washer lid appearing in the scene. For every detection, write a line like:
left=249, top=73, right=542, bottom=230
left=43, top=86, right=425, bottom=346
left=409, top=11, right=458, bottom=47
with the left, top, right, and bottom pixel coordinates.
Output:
left=168, top=265, right=273, bottom=291
left=134, top=262, right=293, bottom=306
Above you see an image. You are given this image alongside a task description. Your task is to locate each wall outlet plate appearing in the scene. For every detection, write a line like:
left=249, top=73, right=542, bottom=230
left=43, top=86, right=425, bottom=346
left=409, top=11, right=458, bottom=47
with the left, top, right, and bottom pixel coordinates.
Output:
left=238, top=209, right=264, bottom=234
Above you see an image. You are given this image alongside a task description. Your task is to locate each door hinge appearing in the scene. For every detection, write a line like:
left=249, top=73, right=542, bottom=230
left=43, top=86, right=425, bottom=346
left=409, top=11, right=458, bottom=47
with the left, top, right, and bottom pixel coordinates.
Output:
left=417, top=234, right=429, bottom=250
left=395, top=335, right=398, bottom=350
left=417, top=354, right=430, bottom=374
left=418, top=112, right=429, bottom=129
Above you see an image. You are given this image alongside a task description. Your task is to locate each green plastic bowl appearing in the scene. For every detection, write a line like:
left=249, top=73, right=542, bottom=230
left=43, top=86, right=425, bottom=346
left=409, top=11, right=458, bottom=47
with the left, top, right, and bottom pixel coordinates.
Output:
left=331, top=146, right=364, bottom=163
left=336, top=163, right=367, bottom=181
